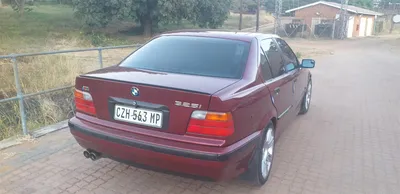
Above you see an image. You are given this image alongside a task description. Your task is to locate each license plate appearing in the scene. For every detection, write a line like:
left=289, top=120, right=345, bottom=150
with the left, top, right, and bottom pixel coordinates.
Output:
left=114, top=104, right=163, bottom=128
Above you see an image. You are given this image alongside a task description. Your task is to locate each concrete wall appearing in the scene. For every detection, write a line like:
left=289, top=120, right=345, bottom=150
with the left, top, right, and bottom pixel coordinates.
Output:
left=351, top=15, right=375, bottom=37
left=293, top=4, right=376, bottom=37
left=294, top=4, right=339, bottom=30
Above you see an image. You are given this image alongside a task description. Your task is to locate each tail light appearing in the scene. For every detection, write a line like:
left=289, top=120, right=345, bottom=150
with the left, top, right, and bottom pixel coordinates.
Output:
left=186, top=111, right=235, bottom=137
left=74, top=89, right=96, bottom=116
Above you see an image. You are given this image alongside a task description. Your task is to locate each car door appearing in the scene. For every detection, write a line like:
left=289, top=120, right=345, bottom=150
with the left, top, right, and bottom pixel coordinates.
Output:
left=260, top=38, right=296, bottom=136
left=275, top=38, right=306, bottom=109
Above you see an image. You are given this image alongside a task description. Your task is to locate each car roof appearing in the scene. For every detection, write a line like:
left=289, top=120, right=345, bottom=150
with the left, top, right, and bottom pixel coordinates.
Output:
left=160, top=29, right=280, bottom=42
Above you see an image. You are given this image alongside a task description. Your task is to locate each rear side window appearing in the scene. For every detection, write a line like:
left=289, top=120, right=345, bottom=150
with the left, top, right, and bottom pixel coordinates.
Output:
left=260, top=39, right=285, bottom=77
left=119, top=36, right=251, bottom=79
left=260, top=48, right=273, bottom=81
left=275, top=38, right=299, bottom=67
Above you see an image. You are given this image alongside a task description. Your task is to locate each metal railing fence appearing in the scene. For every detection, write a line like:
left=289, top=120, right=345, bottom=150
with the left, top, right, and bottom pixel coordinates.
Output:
left=0, top=44, right=142, bottom=136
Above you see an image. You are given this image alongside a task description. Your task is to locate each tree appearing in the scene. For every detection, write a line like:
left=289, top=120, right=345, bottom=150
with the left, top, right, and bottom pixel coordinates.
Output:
left=189, top=0, right=232, bottom=28
left=72, top=0, right=232, bottom=37
left=350, top=0, right=373, bottom=9
left=2, top=0, right=35, bottom=15
left=232, top=0, right=259, bottom=14
left=264, top=0, right=319, bottom=14
left=12, top=0, right=26, bottom=16
left=379, top=0, right=400, bottom=11
left=378, top=0, right=400, bottom=33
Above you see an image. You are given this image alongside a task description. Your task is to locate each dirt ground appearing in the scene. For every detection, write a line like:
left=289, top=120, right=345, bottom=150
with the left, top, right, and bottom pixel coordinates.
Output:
left=1, top=35, right=400, bottom=194
left=288, top=35, right=398, bottom=58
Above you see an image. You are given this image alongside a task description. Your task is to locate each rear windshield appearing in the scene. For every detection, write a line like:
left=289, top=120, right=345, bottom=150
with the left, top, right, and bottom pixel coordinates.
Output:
left=119, top=36, right=250, bottom=79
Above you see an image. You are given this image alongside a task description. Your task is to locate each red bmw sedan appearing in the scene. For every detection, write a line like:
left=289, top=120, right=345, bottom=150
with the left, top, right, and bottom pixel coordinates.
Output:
left=69, top=31, right=315, bottom=185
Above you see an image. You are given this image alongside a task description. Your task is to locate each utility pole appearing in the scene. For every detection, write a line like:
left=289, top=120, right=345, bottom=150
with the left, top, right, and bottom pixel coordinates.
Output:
left=343, top=0, right=349, bottom=37
left=274, top=0, right=282, bottom=34
left=390, top=16, right=394, bottom=33
left=338, top=0, right=349, bottom=39
left=239, top=0, right=243, bottom=30
left=256, top=0, right=260, bottom=32
left=389, top=3, right=397, bottom=34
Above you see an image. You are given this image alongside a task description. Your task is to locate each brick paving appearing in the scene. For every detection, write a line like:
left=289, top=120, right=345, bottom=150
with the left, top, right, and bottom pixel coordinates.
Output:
left=1, top=36, right=400, bottom=194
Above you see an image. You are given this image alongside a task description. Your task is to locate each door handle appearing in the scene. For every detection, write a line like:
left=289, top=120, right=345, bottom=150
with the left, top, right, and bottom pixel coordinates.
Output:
left=274, top=87, right=280, bottom=95
left=294, top=78, right=298, bottom=83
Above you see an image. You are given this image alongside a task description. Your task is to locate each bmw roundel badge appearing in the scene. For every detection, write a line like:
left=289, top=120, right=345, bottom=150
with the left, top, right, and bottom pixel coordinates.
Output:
left=131, top=87, right=140, bottom=97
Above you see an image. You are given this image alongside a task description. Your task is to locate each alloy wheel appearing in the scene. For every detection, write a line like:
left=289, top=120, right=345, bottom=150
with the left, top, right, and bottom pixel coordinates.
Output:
left=305, top=81, right=312, bottom=110
left=261, top=126, right=274, bottom=179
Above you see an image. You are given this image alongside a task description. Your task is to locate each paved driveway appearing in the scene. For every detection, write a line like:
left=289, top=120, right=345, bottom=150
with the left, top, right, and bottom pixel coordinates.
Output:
left=1, top=36, right=400, bottom=194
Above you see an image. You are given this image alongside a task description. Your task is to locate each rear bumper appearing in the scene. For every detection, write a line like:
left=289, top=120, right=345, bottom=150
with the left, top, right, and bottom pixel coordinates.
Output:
left=68, top=117, right=261, bottom=180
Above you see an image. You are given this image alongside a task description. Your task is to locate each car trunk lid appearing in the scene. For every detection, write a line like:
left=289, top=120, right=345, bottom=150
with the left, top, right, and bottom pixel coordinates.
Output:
left=75, top=66, right=239, bottom=135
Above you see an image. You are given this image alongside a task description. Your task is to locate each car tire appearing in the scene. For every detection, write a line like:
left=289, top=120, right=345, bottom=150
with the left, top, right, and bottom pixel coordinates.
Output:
left=246, top=122, right=275, bottom=186
left=299, top=78, right=312, bottom=115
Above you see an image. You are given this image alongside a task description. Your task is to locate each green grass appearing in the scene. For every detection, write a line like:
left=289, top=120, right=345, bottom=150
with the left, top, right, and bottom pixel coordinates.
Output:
left=0, top=5, right=81, bottom=54
left=0, top=5, right=132, bottom=54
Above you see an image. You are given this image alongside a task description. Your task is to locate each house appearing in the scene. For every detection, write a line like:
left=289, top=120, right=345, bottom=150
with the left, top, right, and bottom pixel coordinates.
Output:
left=285, top=1, right=384, bottom=38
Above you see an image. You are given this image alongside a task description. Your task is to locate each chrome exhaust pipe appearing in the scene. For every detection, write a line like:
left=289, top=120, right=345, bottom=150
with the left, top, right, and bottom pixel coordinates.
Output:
left=83, top=150, right=101, bottom=161
left=89, top=153, right=97, bottom=161
left=89, top=150, right=101, bottom=161
left=83, top=150, right=91, bottom=158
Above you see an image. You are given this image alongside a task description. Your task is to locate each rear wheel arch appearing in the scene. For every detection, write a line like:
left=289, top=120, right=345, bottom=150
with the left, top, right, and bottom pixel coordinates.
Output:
left=270, top=117, right=277, bottom=131
left=257, top=107, right=278, bottom=133
left=243, top=119, right=275, bottom=185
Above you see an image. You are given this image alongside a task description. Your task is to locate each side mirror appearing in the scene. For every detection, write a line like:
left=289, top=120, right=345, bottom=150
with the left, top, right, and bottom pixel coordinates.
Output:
left=300, top=59, right=315, bottom=68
